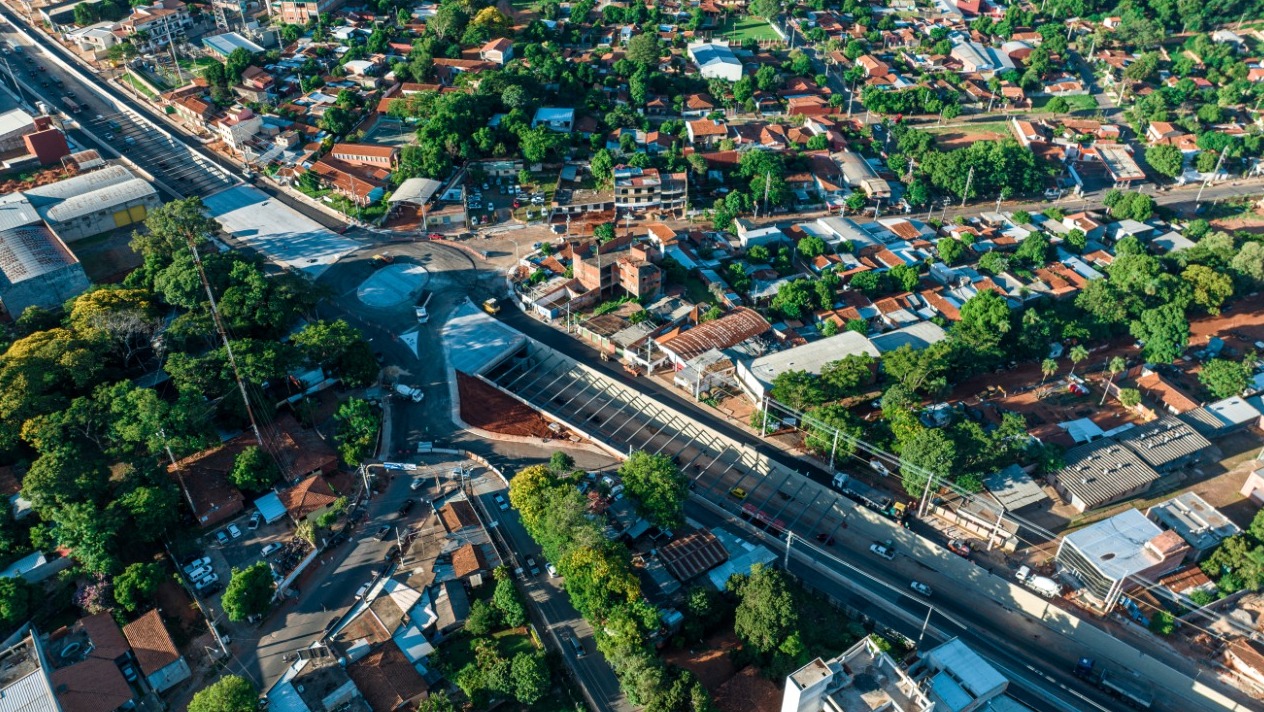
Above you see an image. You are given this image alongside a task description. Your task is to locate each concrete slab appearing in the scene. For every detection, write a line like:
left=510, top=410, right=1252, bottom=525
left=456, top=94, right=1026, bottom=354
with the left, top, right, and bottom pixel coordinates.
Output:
left=356, top=263, right=428, bottom=308
left=203, top=185, right=357, bottom=278
left=440, top=301, right=527, bottom=376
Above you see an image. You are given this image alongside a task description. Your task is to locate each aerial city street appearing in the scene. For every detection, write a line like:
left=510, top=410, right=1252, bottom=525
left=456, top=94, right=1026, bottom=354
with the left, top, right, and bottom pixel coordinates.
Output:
left=0, top=0, right=1262, bottom=711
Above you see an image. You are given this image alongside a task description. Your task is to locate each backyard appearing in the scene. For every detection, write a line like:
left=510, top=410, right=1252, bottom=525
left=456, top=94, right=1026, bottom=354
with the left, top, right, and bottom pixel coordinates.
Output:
left=1030, top=94, right=1100, bottom=113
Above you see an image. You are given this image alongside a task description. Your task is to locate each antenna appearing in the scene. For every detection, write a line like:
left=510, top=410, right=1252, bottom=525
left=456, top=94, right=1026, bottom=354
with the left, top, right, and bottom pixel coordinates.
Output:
left=185, top=235, right=265, bottom=448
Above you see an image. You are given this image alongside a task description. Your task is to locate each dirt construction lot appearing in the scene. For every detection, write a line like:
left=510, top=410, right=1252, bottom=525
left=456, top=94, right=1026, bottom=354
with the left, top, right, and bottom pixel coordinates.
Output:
left=457, top=371, right=571, bottom=438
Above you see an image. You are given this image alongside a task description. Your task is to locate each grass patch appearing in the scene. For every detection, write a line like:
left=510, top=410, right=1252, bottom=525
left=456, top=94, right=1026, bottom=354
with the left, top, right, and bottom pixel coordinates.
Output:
left=441, top=627, right=537, bottom=673
left=1030, top=94, right=1099, bottom=112
left=121, top=74, right=157, bottom=99
left=925, top=120, right=1011, bottom=135
left=683, top=276, right=714, bottom=305
left=715, top=16, right=782, bottom=42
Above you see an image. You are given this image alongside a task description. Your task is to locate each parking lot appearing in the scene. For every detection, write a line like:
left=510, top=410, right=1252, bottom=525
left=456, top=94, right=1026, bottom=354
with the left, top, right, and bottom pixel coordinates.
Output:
left=466, top=175, right=549, bottom=227
left=177, top=509, right=304, bottom=616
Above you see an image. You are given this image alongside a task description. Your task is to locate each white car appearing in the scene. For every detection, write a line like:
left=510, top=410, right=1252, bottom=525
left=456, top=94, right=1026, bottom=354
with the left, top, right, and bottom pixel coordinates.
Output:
left=545, top=562, right=559, bottom=578
left=195, top=573, right=220, bottom=590
left=227, top=524, right=242, bottom=539
left=261, top=542, right=283, bottom=557
left=909, top=581, right=932, bottom=597
left=355, top=582, right=371, bottom=600
left=869, top=459, right=891, bottom=477
left=410, top=478, right=425, bottom=491
left=182, top=557, right=211, bottom=576
left=393, top=383, right=424, bottom=403
left=186, top=565, right=213, bottom=581
left=868, top=544, right=896, bottom=561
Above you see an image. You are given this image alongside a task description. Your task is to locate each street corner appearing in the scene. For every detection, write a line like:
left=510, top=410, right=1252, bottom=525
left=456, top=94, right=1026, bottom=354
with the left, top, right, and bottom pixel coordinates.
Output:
left=356, top=261, right=429, bottom=309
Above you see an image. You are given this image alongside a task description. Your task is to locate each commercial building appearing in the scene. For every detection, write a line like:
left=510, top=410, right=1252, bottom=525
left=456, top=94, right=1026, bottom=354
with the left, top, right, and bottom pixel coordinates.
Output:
left=1055, top=508, right=1189, bottom=609
left=0, top=627, right=60, bottom=712
left=17, top=164, right=160, bottom=242
left=836, top=150, right=892, bottom=198
left=657, top=307, right=771, bottom=367
left=612, top=165, right=687, bottom=216
left=782, top=635, right=1019, bottom=712
left=0, top=223, right=90, bottom=320
left=1050, top=442, right=1159, bottom=513
left=1109, top=415, right=1211, bottom=472
left=1145, top=492, right=1239, bottom=562
left=687, top=40, right=744, bottom=82
left=201, top=31, right=265, bottom=60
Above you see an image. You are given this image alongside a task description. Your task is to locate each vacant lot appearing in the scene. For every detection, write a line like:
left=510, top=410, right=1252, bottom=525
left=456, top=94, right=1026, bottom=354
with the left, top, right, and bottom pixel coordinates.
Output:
left=1031, top=94, right=1099, bottom=112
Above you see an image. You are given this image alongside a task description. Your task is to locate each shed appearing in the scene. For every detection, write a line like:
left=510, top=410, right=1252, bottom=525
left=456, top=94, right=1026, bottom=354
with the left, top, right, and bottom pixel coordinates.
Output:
left=254, top=492, right=287, bottom=524
left=983, top=464, right=1048, bottom=511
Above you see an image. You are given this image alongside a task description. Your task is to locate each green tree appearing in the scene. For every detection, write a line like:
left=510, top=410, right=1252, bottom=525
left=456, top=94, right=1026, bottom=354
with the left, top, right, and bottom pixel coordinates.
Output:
left=418, top=692, right=458, bottom=712
left=626, top=32, right=660, bottom=66
left=1148, top=610, right=1176, bottom=635
left=899, top=427, right=956, bottom=498
left=798, top=235, right=829, bottom=259
left=493, top=568, right=528, bottom=627
left=1040, top=357, right=1058, bottom=384
left=937, top=237, right=964, bottom=264
left=1067, top=344, right=1089, bottom=377
left=113, top=562, right=164, bottom=613
left=618, top=451, right=688, bottom=529
left=318, top=106, right=355, bottom=136
left=770, top=370, right=829, bottom=410
left=594, top=223, right=616, bottom=243
left=771, top=280, right=817, bottom=319
left=229, top=445, right=280, bottom=492
left=1199, top=358, right=1253, bottom=400
left=511, top=651, right=550, bottom=705
left=1045, top=96, right=1069, bottom=115
left=465, top=599, right=500, bottom=635
left=549, top=451, right=575, bottom=473
left=189, top=676, right=258, bottom=712
left=954, top=290, right=1012, bottom=359
left=1146, top=144, right=1184, bottom=179
left=0, top=577, right=32, bottom=628
left=729, top=563, right=798, bottom=658
left=221, top=562, right=274, bottom=622
left=226, top=47, right=255, bottom=81
left=1182, top=264, right=1234, bottom=314
left=888, top=264, right=919, bottom=293
left=1101, top=355, right=1127, bottom=405
left=292, top=319, right=361, bottom=369
left=1131, top=304, right=1190, bottom=364
left=749, top=0, right=782, bottom=19
left=1118, top=387, right=1142, bottom=408
left=334, top=398, right=379, bottom=466
left=820, top=353, right=874, bottom=397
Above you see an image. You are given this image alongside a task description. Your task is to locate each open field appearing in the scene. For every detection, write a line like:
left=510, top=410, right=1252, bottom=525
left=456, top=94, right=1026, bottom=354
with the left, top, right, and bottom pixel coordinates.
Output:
left=715, top=16, right=781, bottom=42
left=1030, top=94, right=1099, bottom=112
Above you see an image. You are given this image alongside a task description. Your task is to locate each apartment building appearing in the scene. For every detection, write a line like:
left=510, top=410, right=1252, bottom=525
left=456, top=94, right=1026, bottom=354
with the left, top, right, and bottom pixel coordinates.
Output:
left=120, top=0, right=192, bottom=49
left=574, top=243, right=662, bottom=300
left=612, top=165, right=687, bottom=216
left=278, top=0, right=346, bottom=25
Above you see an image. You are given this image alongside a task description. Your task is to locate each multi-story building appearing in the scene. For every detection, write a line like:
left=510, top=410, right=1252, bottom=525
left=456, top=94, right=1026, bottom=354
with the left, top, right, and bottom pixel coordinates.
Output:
left=119, top=0, right=192, bottom=50
left=612, top=165, right=687, bottom=216
left=330, top=142, right=399, bottom=169
left=1055, top=508, right=1189, bottom=610
left=574, top=242, right=662, bottom=300
left=278, top=0, right=346, bottom=25
left=212, top=105, right=262, bottom=156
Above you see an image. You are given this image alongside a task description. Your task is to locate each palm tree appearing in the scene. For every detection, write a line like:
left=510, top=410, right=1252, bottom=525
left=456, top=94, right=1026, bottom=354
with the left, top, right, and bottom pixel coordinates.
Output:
left=1040, top=358, right=1058, bottom=385
left=1068, top=345, right=1089, bottom=378
left=1100, top=355, right=1126, bottom=405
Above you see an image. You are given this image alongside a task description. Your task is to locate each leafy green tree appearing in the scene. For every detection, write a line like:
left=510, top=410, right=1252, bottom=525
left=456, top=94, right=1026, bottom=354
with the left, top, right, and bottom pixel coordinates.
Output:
left=292, top=320, right=361, bottom=369
left=334, top=398, right=379, bottom=466
left=1040, top=358, right=1058, bottom=384
left=899, top=427, right=956, bottom=497
left=493, top=567, right=527, bottom=627
left=729, top=564, right=806, bottom=678
left=626, top=32, right=660, bottom=66
left=229, top=446, right=280, bottom=492
left=1199, top=358, right=1253, bottom=400
left=1067, top=344, right=1089, bottom=377
left=1118, top=388, right=1142, bottom=408
left=770, top=370, right=829, bottom=410
left=771, top=280, right=817, bottom=319
left=511, top=651, right=550, bottom=705
left=1101, top=356, right=1127, bottom=405
left=937, top=237, right=964, bottom=264
left=749, top=0, right=782, bottom=19
left=188, top=675, right=258, bottom=712
left=1045, top=96, right=1069, bottom=115
left=0, top=577, right=32, bottom=628
left=594, top=223, right=616, bottom=243
left=1146, top=144, right=1184, bottom=178
left=618, top=451, right=688, bottom=529
left=888, top=264, right=919, bottom=292
left=221, top=562, right=274, bottom=622
left=954, top=290, right=1011, bottom=359
left=226, top=47, right=255, bottom=81
left=465, top=598, right=500, bottom=635
left=1131, top=304, right=1189, bottom=364
left=1148, top=610, right=1176, bottom=635
left=549, top=451, right=574, bottom=473
left=798, top=235, right=829, bottom=258
left=417, top=692, right=458, bottom=712
left=1014, top=231, right=1050, bottom=265
left=820, top=353, right=874, bottom=397
left=1182, top=264, right=1234, bottom=314
left=114, top=562, right=164, bottom=613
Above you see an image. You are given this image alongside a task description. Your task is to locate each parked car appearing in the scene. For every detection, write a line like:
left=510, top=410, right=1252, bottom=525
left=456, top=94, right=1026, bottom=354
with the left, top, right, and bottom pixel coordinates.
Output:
left=947, top=539, right=971, bottom=557
left=375, top=525, right=392, bottom=541
left=393, top=383, right=424, bottom=403
left=185, top=565, right=213, bottom=581
left=248, top=512, right=263, bottom=530
left=868, top=543, right=896, bottom=561
left=545, top=562, right=559, bottom=578
left=195, top=573, right=220, bottom=591
left=182, top=557, right=211, bottom=575
left=261, top=542, right=283, bottom=557
left=909, top=581, right=932, bottom=597
left=227, top=524, right=242, bottom=539
left=198, top=582, right=222, bottom=598
left=214, top=530, right=229, bottom=545
left=493, top=493, right=509, bottom=511
left=398, top=498, right=416, bottom=517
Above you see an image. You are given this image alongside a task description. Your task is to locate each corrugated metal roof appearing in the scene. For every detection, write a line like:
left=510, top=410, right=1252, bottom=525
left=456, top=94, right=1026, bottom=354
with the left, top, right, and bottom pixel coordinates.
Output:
left=43, top=178, right=156, bottom=224
left=0, top=668, right=59, bottom=712
left=1113, top=415, right=1211, bottom=469
left=0, top=109, right=35, bottom=140
left=1054, top=441, right=1160, bottom=509
left=23, top=164, right=136, bottom=204
left=658, top=307, right=770, bottom=362
left=0, top=224, right=78, bottom=286
left=0, top=194, right=41, bottom=233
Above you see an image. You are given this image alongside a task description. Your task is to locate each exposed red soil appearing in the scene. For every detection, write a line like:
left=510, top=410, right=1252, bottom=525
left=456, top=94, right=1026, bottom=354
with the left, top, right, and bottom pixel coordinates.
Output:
left=663, top=630, right=742, bottom=693
left=457, top=371, right=560, bottom=438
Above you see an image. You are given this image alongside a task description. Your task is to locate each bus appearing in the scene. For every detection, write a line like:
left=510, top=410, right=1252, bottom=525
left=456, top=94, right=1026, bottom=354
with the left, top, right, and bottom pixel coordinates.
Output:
left=61, top=97, right=81, bottom=114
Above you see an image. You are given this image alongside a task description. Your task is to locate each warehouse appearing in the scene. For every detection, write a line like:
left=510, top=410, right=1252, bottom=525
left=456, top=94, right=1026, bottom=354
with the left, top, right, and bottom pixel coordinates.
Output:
left=0, top=223, right=90, bottom=319
left=22, top=164, right=159, bottom=242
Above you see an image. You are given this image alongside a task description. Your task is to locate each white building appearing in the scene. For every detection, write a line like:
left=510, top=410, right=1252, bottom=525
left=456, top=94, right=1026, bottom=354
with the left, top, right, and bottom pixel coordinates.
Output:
left=532, top=107, right=575, bottom=132
left=687, top=40, right=744, bottom=82
left=213, top=105, right=263, bottom=155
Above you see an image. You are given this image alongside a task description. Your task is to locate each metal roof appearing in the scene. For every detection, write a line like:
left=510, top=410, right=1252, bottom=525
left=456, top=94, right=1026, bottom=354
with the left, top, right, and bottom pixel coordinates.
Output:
left=0, top=109, right=34, bottom=140
left=440, top=301, right=527, bottom=376
left=1053, top=441, right=1160, bottom=509
left=744, top=329, right=878, bottom=390
left=389, top=177, right=442, bottom=205
left=1061, top=508, right=1165, bottom=582
left=43, top=178, right=156, bottom=224
left=1146, top=491, right=1239, bottom=552
left=0, top=194, right=41, bottom=233
left=658, top=307, right=770, bottom=362
left=23, top=164, right=137, bottom=203
left=1113, top=415, right=1211, bottom=469
left=657, top=529, right=729, bottom=581
left=870, top=321, right=947, bottom=353
left=923, top=638, right=1007, bottom=711
left=0, top=225, right=79, bottom=287
left=983, top=464, right=1048, bottom=511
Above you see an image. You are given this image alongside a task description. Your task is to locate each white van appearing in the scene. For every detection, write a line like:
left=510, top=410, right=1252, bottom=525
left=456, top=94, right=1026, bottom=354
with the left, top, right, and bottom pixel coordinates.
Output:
left=393, top=383, right=424, bottom=402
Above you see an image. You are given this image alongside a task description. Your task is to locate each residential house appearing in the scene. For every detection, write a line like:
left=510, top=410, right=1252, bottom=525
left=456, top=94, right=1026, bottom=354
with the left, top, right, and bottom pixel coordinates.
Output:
left=331, top=143, right=400, bottom=169
left=575, top=243, right=663, bottom=300
left=479, top=38, right=513, bottom=65
left=280, top=475, right=341, bottom=522
left=346, top=641, right=429, bottom=712
left=46, top=613, right=134, bottom=712
left=681, top=93, right=716, bottom=118
left=234, top=66, right=277, bottom=103
left=121, top=610, right=191, bottom=694
left=686, top=118, right=729, bottom=147
left=168, top=438, right=249, bottom=528
left=1226, top=639, right=1264, bottom=689
left=119, top=0, right=191, bottom=50
left=1055, top=508, right=1190, bottom=609
left=212, top=105, right=262, bottom=157
left=532, top=107, right=575, bottom=132
left=309, top=157, right=389, bottom=206
left=65, top=22, right=120, bottom=55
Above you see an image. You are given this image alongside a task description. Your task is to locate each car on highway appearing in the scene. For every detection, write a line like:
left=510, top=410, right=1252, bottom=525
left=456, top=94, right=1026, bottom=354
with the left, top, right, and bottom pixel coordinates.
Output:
left=398, top=498, right=416, bottom=516
left=375, top=525, right=392, bottom=541
left=355, top=582, right=371, bottom=600
left=815, top=532, right=836, bottom=546
left=525, top=555, right=540, bottom=576
left=182, top=557, right=211, bottom=575
left=909, top=581, right=932, bottom=597
left=493, top=493, right=509, bottom=510
left=869, top=543, right=896, bottom=561
left=869, top=459, right=891, bottom=477
left=563, top=633, right=586, bottom=658
left=728, top=487, right=747, bottom=500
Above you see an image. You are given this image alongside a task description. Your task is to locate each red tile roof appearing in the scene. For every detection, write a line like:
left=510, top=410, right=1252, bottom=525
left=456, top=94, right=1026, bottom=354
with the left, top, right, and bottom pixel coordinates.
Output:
left=346, top=641, right=429, bottom=712
left=280, top=475, right=339, bottom=520
left=122, top=610, right=180, bottom=677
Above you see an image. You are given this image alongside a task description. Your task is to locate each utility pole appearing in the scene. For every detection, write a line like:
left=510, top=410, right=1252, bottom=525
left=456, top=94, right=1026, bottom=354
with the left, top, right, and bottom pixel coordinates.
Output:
left=960, top=166, right=975, bottom=209
left=917, top=605, right=933, bottom=647
left=762, top=169, right=771, bottom=217
left=1196, top=144, right=1230, bottom=208
left=783, top=530, right=793, bottom=568
left=186, top=235, right=265, bottom=448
